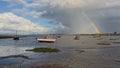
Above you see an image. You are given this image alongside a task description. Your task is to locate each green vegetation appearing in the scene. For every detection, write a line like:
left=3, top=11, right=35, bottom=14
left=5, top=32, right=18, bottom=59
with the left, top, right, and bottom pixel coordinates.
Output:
left=26, top=48, right=60, bottom=52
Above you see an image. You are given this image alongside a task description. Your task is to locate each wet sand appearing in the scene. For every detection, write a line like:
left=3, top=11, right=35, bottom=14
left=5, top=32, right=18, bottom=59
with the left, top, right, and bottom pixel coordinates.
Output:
left=30, top=35, right=120, bottom=68
left=0, top=35, right=120, bottom=68
left=32, top=64, right=69, bottom=68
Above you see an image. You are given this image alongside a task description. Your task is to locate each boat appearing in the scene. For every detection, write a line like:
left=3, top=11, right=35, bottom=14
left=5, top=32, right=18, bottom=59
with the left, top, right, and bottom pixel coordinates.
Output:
left=37, top=35, right=56, bottom=43
left=74, top=35, right=79, bottom=40
left=13, top=31, right=19, bottom=40
left=37, top=38, right=56, bottom=43
left=13, top=37, right=19, bottom=40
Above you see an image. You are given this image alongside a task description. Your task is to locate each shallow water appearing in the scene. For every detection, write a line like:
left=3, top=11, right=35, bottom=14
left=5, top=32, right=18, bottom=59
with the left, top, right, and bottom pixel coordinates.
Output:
left=0, top=36, right=120, bottom=68
left=0, top=57, right=24, bottom=65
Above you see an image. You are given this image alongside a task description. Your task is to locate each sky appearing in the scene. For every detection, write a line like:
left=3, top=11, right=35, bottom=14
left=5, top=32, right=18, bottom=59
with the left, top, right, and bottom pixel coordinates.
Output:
left=0, top=0, right=120, bottom=34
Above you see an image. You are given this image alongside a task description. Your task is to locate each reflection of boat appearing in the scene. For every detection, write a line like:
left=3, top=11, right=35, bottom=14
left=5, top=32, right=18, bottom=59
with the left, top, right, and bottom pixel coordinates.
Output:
left=37, top=35, right=56, bottom=43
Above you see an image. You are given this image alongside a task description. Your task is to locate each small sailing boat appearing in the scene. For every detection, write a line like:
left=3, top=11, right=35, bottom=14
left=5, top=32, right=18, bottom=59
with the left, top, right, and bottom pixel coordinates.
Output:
left=13, top=31, right=19, bottom=40
left=74, top=35, right=79, bottom=40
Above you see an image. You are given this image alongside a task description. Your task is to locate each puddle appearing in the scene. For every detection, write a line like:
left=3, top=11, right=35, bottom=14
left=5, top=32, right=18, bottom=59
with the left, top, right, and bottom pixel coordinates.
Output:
left=0, top=55, right=29, bottom=65
left=0, top=57, right=24, bottom=65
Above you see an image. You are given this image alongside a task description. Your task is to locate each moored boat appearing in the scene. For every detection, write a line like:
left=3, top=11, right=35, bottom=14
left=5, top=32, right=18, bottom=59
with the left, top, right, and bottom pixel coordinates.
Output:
left=37, top=38, right=56, bottom=43
left=37, top=35, right=56, bottom=43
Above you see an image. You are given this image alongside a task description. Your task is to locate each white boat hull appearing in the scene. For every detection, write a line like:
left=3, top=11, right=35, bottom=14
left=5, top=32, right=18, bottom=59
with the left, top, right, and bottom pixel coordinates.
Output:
left=37, top=38, right=56, bottom=43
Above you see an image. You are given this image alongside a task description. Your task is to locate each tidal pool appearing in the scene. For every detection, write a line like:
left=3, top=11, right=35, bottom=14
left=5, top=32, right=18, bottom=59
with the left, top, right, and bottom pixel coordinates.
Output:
left=0, top=57, right=24, bottom=65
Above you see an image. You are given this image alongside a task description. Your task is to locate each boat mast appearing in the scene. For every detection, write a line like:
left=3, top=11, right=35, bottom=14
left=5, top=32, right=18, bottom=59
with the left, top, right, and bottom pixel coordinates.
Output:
left=13, top=23, right=19, bottom=40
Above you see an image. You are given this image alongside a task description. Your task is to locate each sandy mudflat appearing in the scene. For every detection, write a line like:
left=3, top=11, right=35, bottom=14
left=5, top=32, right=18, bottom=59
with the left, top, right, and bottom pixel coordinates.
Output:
left=32, top=64, right=69, bottom=68
left=0, top=35, right=120, bottom=68
left=30, top=35, right=120, bottom=68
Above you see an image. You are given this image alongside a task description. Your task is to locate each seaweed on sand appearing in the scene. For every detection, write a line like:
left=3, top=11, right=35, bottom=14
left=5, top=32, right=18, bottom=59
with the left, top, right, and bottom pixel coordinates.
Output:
left=97, top=42, right=111, bottom=45
left=31, top=64, right=69, bottom=68
left=112, top=42, right=120, bottom=44
left=26, top=48, right=60, bottom=52
left=0, top=55, right=30, bottom=59
left=75, top=49, right=85, bottom=53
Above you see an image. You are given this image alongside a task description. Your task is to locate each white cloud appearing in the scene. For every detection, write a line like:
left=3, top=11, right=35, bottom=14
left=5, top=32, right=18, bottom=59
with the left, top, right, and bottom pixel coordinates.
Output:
left=29, top=11, right=47, bottom=18
left=26, top=0, right=85, bottom=8
left=0, top=12, right=48, bottom=34
left=3, top=0, right=26, bottom=5
left=8, top=0, right=120, bottom=9
left=3, top=0, right=119, bottom=8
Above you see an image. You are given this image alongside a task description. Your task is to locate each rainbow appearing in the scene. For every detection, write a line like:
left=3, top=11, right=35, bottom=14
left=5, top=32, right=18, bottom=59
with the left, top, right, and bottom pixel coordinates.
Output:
left=89, top=18, right=101, bottom=34
left=82, top=12, right=101, bottom=34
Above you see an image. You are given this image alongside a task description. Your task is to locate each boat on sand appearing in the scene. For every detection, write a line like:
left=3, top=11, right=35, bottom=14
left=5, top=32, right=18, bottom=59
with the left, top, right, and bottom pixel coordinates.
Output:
left=37, top=35, right=56, bottom=43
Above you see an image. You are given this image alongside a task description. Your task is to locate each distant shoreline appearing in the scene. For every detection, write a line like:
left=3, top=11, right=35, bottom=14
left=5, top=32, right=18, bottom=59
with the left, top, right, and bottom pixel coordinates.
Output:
left=0, top=33, right=120, bottom=39
left=0, top=35, right=22, bottom=39
left=0, top=36, right=15, bottom=39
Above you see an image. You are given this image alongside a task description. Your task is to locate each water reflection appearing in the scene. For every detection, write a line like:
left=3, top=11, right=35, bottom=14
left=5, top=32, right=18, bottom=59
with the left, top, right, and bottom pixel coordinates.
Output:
left=0, top=57, right=24, bottom=65
left=0, top=46, right=27, bottom=56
